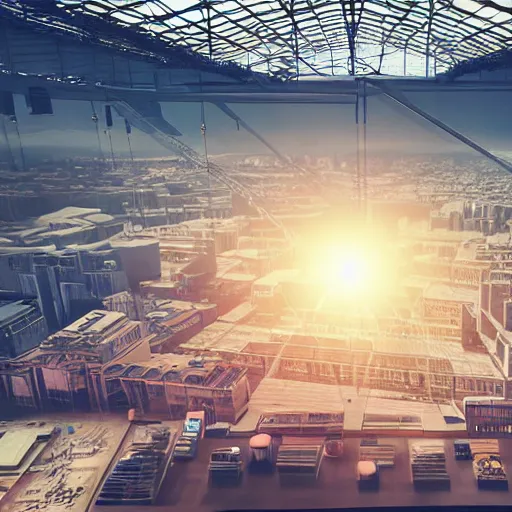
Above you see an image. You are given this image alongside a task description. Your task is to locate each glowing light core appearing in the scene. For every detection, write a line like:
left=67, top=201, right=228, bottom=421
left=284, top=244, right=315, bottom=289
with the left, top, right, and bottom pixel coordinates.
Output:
left=296, top=229, right=398, bottom=304
left=333, top=252, right=368, bottom=288
left=323, top=246, right=374, bottom=297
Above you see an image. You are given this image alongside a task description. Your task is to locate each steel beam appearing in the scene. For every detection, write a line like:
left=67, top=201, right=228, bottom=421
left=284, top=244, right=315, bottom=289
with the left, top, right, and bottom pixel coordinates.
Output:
left=1, top=72, right=512, bottom=104
left=214, top=102, right=322, bottom=181
left=214, top=102, right=288, bottom=162
left=368, top=79, right=512, bottom=174
left=113, top=100, right=182, bottom=137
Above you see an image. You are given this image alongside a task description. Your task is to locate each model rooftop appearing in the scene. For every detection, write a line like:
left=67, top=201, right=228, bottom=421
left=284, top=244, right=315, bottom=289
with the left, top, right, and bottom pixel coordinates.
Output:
left=0, top=300, right=35, bottom=327
left=40, top=310, right=142, bottom=362
left=61, top=310, right=126, bottom=335
left=102, top=353, right=246, bottom=389
left=179, top=322, right=503, bottom=380
left=0, top=430, right=38, bottom=470
left=423, top=284, right=479, bottom=303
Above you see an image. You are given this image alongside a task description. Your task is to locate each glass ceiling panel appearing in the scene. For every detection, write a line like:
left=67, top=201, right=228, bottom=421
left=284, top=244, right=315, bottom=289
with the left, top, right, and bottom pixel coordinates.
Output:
left=6, top=0, right=512, bottom=79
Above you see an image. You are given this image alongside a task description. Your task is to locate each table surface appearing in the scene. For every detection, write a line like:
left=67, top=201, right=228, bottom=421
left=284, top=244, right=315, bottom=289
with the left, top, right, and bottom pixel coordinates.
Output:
left=92, top=435, right=512, bottom=512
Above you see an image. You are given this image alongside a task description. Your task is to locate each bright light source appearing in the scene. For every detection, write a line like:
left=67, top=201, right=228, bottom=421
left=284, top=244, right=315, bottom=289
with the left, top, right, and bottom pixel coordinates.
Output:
left=322, top=246, right=374, bottom=298
left=295, top=229, right=398, bottom=304
left=334, top=253, right=367, bottom=287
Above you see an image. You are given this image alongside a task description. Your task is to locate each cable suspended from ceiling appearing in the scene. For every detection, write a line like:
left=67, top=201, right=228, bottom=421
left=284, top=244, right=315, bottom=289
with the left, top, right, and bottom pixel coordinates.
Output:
left=90, top=100, right=105, bottom=171
left=104, top=104, right=116, bottom=172
left=1, top=115, right=17, bottom=171
left=11, top=115, right=26, bottom=172
left=355, top=78, right=368, bottom=221
left=124, top=117, right=140, bottom=225
left=199, top=72, right=213, bottom=223
left=200, top=103, right=213, bottom=221
left=125, top=118, right=134, bottom=166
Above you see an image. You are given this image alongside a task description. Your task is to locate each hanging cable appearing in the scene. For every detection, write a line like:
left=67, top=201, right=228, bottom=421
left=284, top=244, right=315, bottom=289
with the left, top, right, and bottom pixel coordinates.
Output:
left=355, top=79, right=361, bottom=213
left=362, top=78, right=368, bottom=222
left=1, top=116, right=17, bottom=171
left=90, top=101, right=105, bottom=171
left=104, top=105, right=116, bottom=172
left=200, top=104, right=212, bottom=217
left=139, top=187, right=146, bottom=228
left=125, top=118, right=134, bottom=166
left=107, top=130, right=116, bottom=171
left=199, top=74, right=213, bottom=222
left=132, top=183, right=138, bottom=224
left=125, top=118, right=137, bottom=222
left=11, top=116, right=26, bottom=172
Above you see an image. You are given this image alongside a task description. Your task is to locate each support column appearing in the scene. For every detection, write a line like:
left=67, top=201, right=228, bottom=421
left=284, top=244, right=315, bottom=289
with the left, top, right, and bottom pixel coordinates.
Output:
left=426, top=0, right=434, bottom=78
left=206, top=0, right=213, bottom=61
left=362, top=79, right=368, bottom=221
left=355, top=79, right=361, bottom=212
left=355, top=79, right=368, bottom=219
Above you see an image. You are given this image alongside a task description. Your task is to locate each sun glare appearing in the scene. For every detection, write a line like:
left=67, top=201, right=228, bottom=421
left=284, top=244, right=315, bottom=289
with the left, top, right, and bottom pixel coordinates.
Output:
left=333, top=252, right=368, bottom=288
left=296, top=230, right=397, bottom=303
left=324, top=247, right=373, bottom=297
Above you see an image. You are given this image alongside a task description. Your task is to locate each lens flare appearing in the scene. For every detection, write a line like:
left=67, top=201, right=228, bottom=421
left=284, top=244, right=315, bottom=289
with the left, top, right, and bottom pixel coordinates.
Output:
left=327, top=249, right=372, bottom=293
left=295, top=228, right=398, bottom=304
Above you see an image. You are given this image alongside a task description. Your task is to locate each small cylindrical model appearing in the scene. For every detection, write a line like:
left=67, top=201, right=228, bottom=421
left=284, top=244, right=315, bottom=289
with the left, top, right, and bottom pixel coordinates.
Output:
left=357, top=460, right=379, bottom=491
left=325, top=439, right=344, bottom=458
left=250, top=433, right=273, bottom=462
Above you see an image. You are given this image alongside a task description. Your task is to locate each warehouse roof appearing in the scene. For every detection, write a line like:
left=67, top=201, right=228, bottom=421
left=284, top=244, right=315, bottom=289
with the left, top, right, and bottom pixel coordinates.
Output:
left=29, top=0, right=512, bottom=78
